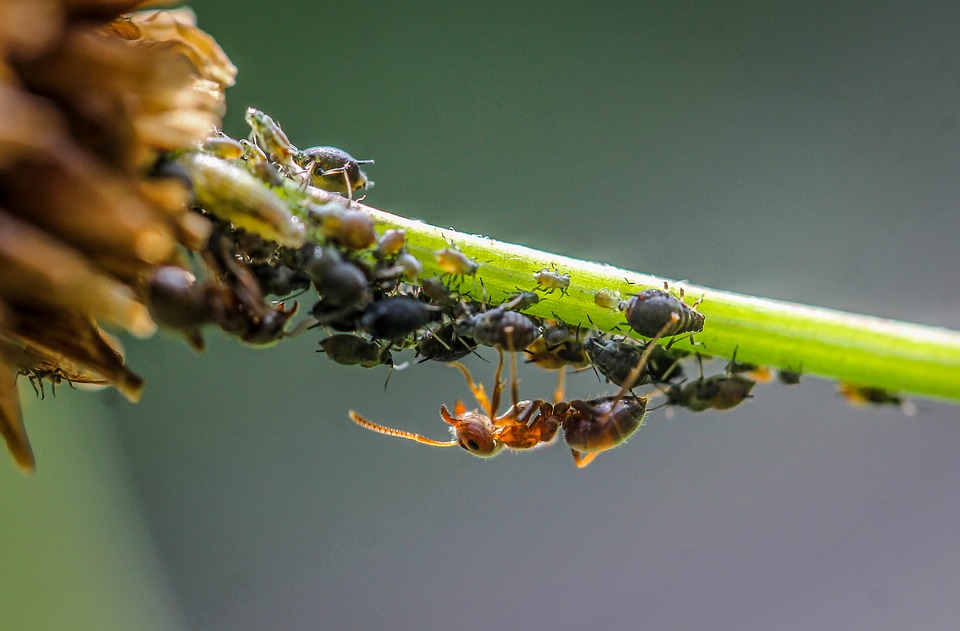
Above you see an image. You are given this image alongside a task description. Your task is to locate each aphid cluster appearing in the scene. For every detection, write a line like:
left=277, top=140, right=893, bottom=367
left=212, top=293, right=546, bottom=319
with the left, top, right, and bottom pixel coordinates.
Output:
left=161, top=108, right=912, bottom=471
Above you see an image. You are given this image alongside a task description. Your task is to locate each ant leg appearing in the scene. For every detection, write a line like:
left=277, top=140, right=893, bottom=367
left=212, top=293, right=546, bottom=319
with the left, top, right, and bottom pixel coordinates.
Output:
left=571, top=449, right=599, bottom=469
left=492, top=348, right=505, bottom=417
left=450, top=361, right=495, bottom=417
left=613, top=314, right=680, bottom=403
left=554, top=368, right=566, bottom=405
left=505, top=328, right=520, bottom=408
left=349, top=410, right=458, bottom=447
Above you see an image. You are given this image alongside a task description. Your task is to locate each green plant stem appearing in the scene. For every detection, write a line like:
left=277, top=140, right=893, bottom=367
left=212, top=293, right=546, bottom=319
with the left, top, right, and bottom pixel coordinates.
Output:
left=186, top=153, right=960, bottom=404
left=359, top=205, right=960, bottom=403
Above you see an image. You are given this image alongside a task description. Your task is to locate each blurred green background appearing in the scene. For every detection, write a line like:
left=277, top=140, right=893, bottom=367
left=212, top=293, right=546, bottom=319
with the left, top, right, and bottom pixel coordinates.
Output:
left=4, top=2, right=960, bottom=629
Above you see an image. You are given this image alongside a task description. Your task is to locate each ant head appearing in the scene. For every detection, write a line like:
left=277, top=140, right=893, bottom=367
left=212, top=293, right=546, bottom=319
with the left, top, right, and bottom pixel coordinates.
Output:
left=440, top=405, right=504, bottom=457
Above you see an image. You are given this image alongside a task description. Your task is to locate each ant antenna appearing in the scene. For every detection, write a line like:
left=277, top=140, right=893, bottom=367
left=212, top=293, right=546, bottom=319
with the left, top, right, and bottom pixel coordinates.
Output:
left=349, top=411, right=458, bottom=447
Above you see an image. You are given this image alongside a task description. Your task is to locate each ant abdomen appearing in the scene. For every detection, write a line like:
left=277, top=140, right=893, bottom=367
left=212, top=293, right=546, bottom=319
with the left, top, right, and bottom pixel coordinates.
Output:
left=557, top=396, right=647, bottom=456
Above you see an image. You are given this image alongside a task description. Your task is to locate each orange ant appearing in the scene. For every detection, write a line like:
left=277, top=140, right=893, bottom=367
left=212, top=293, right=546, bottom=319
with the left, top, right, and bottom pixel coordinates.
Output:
left=349, top=316, right=679, bottom=468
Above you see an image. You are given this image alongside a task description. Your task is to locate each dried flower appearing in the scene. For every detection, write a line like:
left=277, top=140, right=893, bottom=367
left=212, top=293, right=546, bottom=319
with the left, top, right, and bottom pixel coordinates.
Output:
left=0, top=0, right=236, bottom=471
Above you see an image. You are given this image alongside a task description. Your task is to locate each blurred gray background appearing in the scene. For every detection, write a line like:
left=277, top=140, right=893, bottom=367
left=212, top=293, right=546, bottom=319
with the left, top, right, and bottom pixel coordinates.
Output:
left=3, top=2, right=960, bottom=630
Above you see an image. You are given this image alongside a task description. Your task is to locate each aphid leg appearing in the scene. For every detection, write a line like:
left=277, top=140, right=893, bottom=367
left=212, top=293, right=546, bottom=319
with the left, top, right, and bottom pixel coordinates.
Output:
left=382, top=364, right=395, bottom=391
left=349, top=410, right=458, bottom=447
left=297, top=159, right=316, bottom=190
left=320, top=165, right=353, bottom=200
left=450, top=361, right=495, bottom=417
left=726, top=346, right=741, bottom=376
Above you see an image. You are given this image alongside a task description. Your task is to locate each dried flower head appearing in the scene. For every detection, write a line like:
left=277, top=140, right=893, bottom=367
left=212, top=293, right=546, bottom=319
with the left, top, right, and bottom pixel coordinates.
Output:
left=0, top=1, right=236, bottom=472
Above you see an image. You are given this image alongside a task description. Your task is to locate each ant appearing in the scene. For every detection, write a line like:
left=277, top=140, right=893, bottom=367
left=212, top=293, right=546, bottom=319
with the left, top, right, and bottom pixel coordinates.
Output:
left=349, top=316, right=680, bottom=468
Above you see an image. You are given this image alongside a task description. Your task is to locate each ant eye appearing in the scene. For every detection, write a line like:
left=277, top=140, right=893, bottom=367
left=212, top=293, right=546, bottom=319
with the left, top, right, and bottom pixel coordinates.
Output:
left=456, top=422, right=502, bottom=458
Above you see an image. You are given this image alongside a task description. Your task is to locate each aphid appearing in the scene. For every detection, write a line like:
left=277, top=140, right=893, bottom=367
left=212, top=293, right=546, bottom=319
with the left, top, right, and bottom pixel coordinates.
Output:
left=594, top=288, right=622, bottom=310
left=584, top=336, right=651, bottom=390
left=525, top=322, right=589, bottom=403
left=533, top=266, right=570, bottom=295
left=837, top=383, right=903, bottom=407
left=435, top=247, right=478, bottom=276
left=359, top=295, right=442, bottom=340
left=778, top=368, right=802, bottom=385
left=374, top=229, right=406, bottom=260
left=201, top=135, right=244, bottom=160
left=304, top=246, right=372, bottom=316
left=666, top=374, right=755, bottom=412
left=419, top=276, right=454, bottom=305
left=455, top=306, right=540, bottom=352
left=240, top=138, right=269, bottom=164
left=250, top=262, right=311, bottom=297
left=584, top=335, right=686, bottom=390
left=501, top=291, right=540, bottom=312
left=147, top=266, right=221, bottom=349
left=180, top=152, right=306, bottom=247
left=238, top=138, right=285, bottom=186
left=396, top=252, right=423, bottom=280
left=348, top=317, right=678, bottom=468
left=231, top=302, right=300, bottom=346
left=415, top=322, right=478, bottom=363
left=309, top=202, right=377, bottom=251
left=726, top=350, right=773, bottom=383
left=619, top=287, right=704, bottom=341
left=318, top=334, right=393, bottom=368
left=244, top=106, right=300, bottom=172
left=297, top=145, right=375, bottom=198
left=527, top=323, right=589, bottom=371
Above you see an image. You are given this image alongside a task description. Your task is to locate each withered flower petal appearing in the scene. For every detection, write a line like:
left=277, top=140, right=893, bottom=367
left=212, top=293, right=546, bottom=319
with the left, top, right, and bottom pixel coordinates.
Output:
left=0, top=0, right=235, bottom=471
